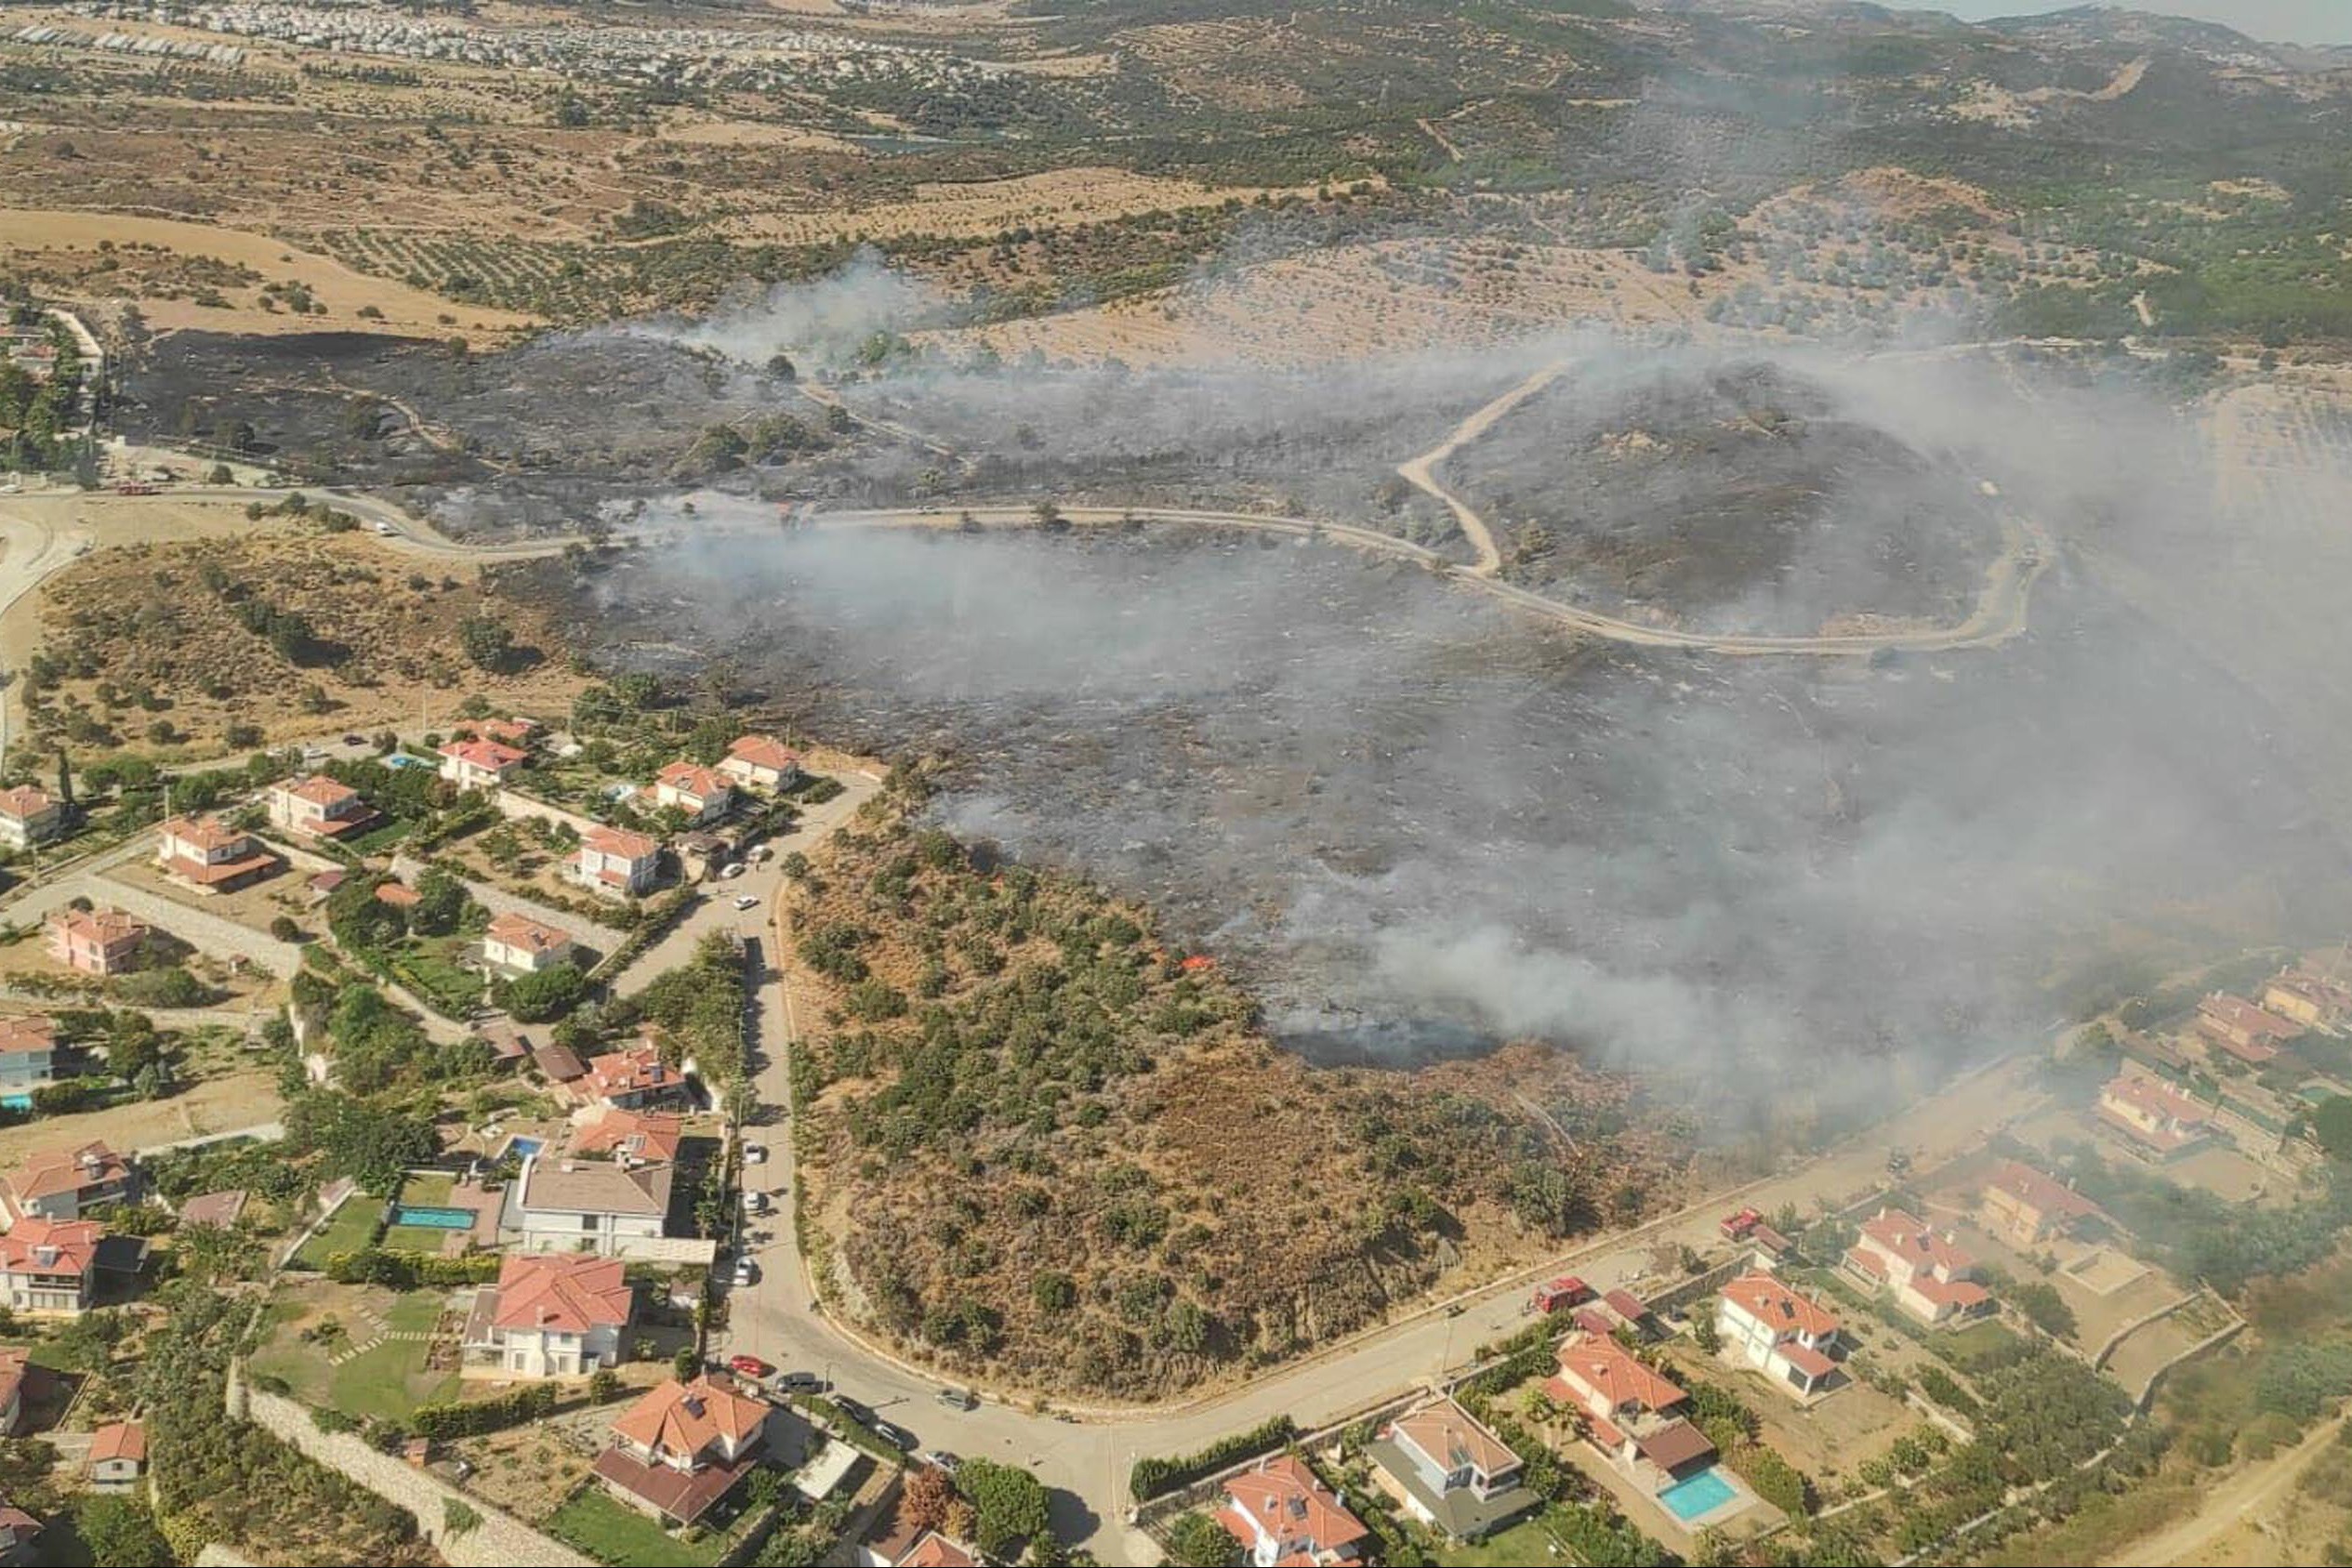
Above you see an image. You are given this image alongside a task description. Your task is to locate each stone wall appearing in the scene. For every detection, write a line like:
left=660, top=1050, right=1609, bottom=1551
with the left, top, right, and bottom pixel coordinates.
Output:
left=228, top=1362, right=592, bottom=1568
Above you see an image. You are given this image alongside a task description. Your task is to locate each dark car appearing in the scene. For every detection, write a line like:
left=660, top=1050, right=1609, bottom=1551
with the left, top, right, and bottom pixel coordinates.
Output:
left=870, top=1418, right=918, bottom=1453
left=775, top=1371, right=826, bottom=1394
left=834, top=1395, right=873, bottom=1425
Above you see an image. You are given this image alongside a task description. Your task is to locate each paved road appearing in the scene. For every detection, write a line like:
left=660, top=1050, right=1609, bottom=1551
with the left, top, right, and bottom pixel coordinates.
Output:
left=711, top=771, right=2047, bottom=1564
left=608, top=773, right=880, bottom=1000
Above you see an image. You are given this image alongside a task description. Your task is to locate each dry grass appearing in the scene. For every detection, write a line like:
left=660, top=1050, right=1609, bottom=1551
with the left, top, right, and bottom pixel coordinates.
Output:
left=0, top=209, right=537, bottom=339
left=25, top=525, right=588, bottom=761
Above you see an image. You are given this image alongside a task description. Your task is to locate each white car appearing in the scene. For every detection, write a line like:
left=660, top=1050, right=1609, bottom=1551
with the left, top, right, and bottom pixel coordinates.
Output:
left=733, top=894, right=760, bottom=910
left=742, top=1190, right=769, bottom=1215
left=733, top=1258, right=760, bottom=1286
left=742, top=1144, right=768, bottom=1165
left=720, top=863, right=746, bottom=880
left=372, top=520, right=396, bottom=536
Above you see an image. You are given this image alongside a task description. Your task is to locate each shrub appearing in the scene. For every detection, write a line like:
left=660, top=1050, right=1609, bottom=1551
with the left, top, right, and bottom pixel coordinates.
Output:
left=409, top=1383, right=554, bottom=1441
left=1130, top=1415, right=1297, bottom=1501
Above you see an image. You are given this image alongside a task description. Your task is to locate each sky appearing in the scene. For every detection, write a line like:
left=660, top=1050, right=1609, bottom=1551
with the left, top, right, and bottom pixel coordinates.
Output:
left=1923, top=1, right=2352, bottom=44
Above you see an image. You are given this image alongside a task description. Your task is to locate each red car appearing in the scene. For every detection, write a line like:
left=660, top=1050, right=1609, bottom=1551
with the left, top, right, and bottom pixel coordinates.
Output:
left=728, top=1354, right=773, bottom=1381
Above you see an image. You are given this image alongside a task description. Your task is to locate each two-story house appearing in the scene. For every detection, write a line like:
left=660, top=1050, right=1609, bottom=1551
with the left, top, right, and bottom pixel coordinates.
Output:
left=462, top=1253, right=633, bottom=1378
left=266, top=774, right=379, bottom=842
left=578, top=1045, right=690, bottom=1111
left=2195, top=992, right=2303, bottom=1065
left=0, top=1019, right=63, bottom=1096
left=1716, top=1272, right=1842, bottom=1398
left=437, top=738, right=528, bottom=793
left=0, top=1218, right=103, bottom=1314
left=0, top=1141, right=133, bottom=1225
left=482, top=911, right=576, bottom=977
left=0, top=786, right=63, bottom=852
left=1843, top=1206, right=1992, bottom=1326
left=594, top=1377, right=773, bottom=1527
left=1217, top=1453, right=1368, bottom=1567
left=1545, top=1333, right=1718, bottom=1486
left=43, top=908, right=149, bottom=977
left=509, top=1154, right=672, bottom=1258
left=575, top=826, right=662, bottom=898
left=1368, top=1395, right=1539, bottom=1542
left=2097, top=1071, right=2214, bottom=1159
left=154, top=815, right=279, bottom=894
left=2261, top=965, right=2352, bottom=1030
left=718, top=735, right=802, bottom=793
left=1977, top=1159, right=2107, bottom=1250
left=646, top=761, right=734, bottom=826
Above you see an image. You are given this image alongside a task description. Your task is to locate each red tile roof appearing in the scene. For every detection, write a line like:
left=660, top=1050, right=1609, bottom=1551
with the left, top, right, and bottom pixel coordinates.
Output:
left=490, top=1253, right=632, bottom=1335
left=655, top=760, right=730, bottom=798
left=0, top=1017, right=57, bottom=1061
left=898, top=1535, right=980, bottom=1568
left=280, top=773, right=362, bottom=809
left=5, top=1140, right=125, bottom=1202
left=439, top=738, right=527, bottom=771
left=1221, top=1454, right=1368, bottom=1560
left=583, top=825, right=660, bottom=861
left=611, top=1377, right=769, bottom=1464
left=87, top=1421, right=145, bottom=1466
left=572, top=1110, right=684, bottom=1165
left=1390, top=1396, right=1518, bottom=1478
left=585, top=1045, right=679, bottom=1100
left=725, top=735, right=800, bottom=772
left=1720, top=1272, right=1840, bottom=1341
left=158, top=813, right=249, bottom=853
left=1857, top=1207, right=1975, bottom=1275
left=1983, top=1160, right=2105, bottom=1228
left=0, top=1218, right=102, bottom=1277
left=1548, top=1334, right=1685, bottom=1415
left=0, top=785, right=53, bottom=821
left=1779, top=1340, right=1837, bottom=1379
left=484, top=911, right=572, bottom=955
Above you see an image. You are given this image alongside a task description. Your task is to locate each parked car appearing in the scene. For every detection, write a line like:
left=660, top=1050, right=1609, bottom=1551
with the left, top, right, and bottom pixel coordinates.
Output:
left=775, top=1371, right=826, bottom=1394
left=720, top=863, right=747, bottom=879
left=935, top=1387, right=977, bottom=1411
left=742, top=1144, right=768, bottom=1165
left=732, top=1258, right=760, bottom=1286
left=729, top=1354, right=773, bottom=1380
left=922, top=1451, right=961, bottom=1475
left=733, top=894, right=760, bottom=910
left=870, top=1417, right=918, bottom=1453
left=834, top=1395, right=874, bottom=1425
left=742, top=1190, right=770, bottom=1215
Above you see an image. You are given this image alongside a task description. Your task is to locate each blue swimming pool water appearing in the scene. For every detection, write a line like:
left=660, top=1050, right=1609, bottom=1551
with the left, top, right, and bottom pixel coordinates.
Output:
left=0, top=1094, right=31, bottom=1112
left=381, top=753, right=433, bottom=770
left=506, top=1136, right=543, bottom=1157
left=389, top=1206, right=474, bottom=1230
left=1658, top=1467, right=1737, bottom=1522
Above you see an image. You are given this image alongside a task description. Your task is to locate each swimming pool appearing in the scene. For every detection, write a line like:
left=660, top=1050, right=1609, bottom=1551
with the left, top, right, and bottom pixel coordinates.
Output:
left=505, top=1136, right=543, bottom=1158
left=389, top=1206, right=475, bottom=1230
left=1658, top=1467, right=1738, bottom=1522
left=0, top=1094, right=30, bottom=1113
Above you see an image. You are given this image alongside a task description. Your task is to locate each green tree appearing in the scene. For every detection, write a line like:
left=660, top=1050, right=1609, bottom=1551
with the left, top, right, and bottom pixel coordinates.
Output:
left=2315, top=1096, right=2352, bottom=1161
left=77, top=1494, right=176, bottom=1568
left=955, top=1457, right=1050, bottom=1560
left=1164, top=1510, right=1234, bottom=1567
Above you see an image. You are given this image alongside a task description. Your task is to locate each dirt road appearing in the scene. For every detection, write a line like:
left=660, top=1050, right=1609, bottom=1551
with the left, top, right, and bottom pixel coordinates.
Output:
left=2107, top=1412, right=2349, bottom=1567
left=820, top=502, right=2054, bottom=659
left=1392, top=358, right=1566, bottom=575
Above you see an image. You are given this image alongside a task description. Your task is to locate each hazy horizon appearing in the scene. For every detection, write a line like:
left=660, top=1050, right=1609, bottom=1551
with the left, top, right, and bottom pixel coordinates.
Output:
left=1920, top=0, right=2352, bottom=44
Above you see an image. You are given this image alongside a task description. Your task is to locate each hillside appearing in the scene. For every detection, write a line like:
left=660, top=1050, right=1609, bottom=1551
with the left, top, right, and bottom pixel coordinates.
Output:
left=781, top=782, right=1685, bottom=1400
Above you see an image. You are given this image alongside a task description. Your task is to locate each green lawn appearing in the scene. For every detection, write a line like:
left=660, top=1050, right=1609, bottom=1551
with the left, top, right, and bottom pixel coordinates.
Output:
left=1941, top=1318, right=2028, bottom=1374
left=1434, top=1512, right=1576, bottom=1567
left=393, top=939, right=484, bottom=1017
left=546, top=1488, right=724, bottom=1568
left=289, top=1194, right=385, bottom=1271
left=247, top=1286, right=459, bottom=1423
